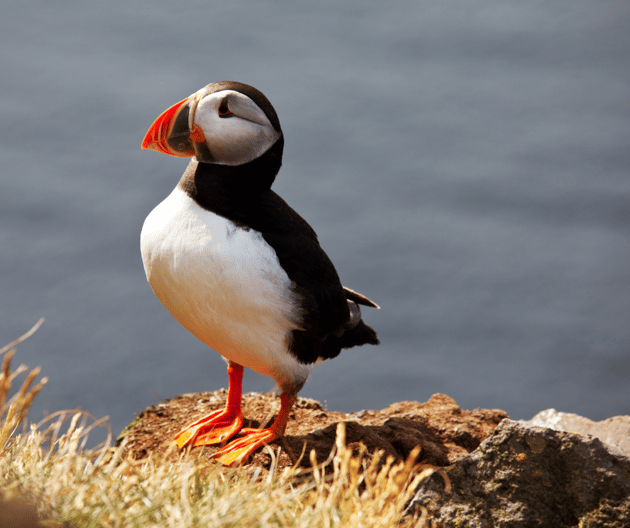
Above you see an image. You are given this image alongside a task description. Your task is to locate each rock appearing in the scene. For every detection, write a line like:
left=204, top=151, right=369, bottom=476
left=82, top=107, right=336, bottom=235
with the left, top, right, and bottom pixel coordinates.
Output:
left=117, top=391, right=507, bottom=472
left=0, top=487, right=49, bottom=528
left=118, top=393, right=630, bottom=525
left=524, top=408, right=630, bottom=457
left=407, top=419, right=630, bottom=528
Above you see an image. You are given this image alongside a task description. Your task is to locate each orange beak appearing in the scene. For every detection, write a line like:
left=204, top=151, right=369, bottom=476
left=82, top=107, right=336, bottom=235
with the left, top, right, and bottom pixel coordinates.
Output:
left=141, top=97, right=205, bottom=157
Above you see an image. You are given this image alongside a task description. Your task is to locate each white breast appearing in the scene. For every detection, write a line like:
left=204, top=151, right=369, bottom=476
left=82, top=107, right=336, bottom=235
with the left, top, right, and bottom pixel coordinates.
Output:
left=140, top=186, right=312, bottom=391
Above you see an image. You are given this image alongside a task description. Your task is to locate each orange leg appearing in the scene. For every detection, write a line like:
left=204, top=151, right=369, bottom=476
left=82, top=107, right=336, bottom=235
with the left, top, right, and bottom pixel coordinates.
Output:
left=212, top=392, right=297, bottom=466
left=174, top=362, right=244, bottom=448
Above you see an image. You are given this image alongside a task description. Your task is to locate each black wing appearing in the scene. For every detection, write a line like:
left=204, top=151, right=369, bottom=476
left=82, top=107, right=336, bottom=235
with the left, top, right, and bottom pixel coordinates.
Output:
left=257, top=191, right=379, bottom=364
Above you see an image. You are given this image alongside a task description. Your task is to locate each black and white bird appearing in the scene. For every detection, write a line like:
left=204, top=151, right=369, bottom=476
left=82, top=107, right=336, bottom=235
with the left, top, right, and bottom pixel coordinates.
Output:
left=140, top=81, right=379, bottom=465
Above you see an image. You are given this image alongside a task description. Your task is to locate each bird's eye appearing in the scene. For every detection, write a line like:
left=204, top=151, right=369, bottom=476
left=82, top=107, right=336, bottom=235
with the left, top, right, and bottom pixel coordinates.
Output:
left=218, top=99, right=233, bottom=118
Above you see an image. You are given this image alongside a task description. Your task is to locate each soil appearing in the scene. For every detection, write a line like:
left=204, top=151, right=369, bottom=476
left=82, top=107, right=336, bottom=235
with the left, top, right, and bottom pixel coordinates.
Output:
left=116, top=391, right=508, bottom=474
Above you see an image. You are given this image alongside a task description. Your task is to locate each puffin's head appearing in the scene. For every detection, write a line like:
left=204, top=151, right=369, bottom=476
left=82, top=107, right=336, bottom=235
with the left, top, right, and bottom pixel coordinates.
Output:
left=142, top=81, right=282, bottom=166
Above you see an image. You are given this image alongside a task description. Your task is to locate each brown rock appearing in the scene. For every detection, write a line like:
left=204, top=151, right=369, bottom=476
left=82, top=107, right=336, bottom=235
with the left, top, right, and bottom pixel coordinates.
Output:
left=117, top=393, right=630, bottom=526
left=116, top=391, right=508, bottom=471
left=0, top=488, right=47, bottom=528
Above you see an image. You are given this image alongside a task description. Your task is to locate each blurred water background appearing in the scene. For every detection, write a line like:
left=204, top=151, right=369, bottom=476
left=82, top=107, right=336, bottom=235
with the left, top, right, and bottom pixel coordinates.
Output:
left=2, top=1, right=629, bottom=438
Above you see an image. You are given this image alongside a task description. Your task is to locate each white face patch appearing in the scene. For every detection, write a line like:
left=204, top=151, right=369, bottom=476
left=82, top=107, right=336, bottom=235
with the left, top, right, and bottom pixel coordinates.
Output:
left=192, top=90, right=281, bottom=166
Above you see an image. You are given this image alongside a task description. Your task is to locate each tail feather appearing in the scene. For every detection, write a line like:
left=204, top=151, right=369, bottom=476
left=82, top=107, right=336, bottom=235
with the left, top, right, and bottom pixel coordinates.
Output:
left=289, top=290, right=379, bottom=365
left=337, top=320, right=379, bottom=348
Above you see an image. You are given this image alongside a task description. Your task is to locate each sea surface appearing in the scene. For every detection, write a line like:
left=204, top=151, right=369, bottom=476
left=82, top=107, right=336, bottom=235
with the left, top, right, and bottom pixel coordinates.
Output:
left=2, top=1, right=629, bottom=439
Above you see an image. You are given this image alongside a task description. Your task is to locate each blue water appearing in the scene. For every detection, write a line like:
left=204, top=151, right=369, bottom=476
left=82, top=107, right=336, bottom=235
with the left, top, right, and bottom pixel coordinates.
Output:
left=2, top=1, right=629, bottom=438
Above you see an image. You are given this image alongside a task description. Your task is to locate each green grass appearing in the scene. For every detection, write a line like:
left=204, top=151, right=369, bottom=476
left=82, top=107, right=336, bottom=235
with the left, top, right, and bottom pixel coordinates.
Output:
left=1, top=321, right=448, bottom=527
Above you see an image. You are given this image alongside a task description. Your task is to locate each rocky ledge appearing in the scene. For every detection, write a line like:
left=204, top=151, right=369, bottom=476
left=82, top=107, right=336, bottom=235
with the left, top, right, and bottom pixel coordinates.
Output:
left=118, top=392, right=630, bottom=527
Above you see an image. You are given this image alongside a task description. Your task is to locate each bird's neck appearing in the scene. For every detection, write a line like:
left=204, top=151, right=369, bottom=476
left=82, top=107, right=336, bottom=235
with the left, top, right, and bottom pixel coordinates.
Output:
left=178, top=136, right=284, bottom=210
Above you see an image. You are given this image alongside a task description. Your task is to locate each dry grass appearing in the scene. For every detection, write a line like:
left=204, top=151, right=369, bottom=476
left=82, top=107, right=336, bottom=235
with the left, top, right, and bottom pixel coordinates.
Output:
left=1, top=321, right=449, bottom=528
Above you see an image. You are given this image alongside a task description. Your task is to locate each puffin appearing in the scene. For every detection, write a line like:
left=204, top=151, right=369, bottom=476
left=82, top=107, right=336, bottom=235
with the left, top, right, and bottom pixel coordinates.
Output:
left=140, top=81, right=379, bottom=465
